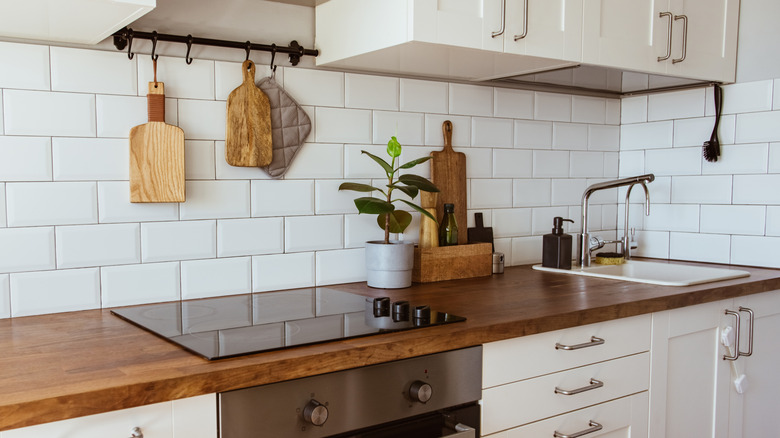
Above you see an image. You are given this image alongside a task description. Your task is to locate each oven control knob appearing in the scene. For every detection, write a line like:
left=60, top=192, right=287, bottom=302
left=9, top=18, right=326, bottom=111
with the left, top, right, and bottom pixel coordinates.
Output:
left=303, top=400, right=328, bottom=426
left=409, top=380, right=433, bottom=404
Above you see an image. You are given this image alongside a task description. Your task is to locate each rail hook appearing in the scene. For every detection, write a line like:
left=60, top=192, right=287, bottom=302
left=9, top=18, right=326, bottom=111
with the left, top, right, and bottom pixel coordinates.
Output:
left=184, top=34, right=194, bottom=65
left=150, top=31, right=159, bottom=61
left=126, top=29, right=134, bottom=60
left=245, top=41, right=251, bottom=62
left=269, top=44, right=277, bottom=76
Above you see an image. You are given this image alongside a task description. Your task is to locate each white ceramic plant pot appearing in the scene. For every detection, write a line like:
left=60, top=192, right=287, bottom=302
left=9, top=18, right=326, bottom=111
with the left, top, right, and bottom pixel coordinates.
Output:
left=364, top=240, right=415, bottom=289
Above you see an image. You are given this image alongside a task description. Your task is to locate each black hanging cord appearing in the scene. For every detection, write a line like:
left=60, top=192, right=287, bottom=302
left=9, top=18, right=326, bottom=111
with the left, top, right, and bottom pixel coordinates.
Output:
left=112, top=28, right=318, bottom=66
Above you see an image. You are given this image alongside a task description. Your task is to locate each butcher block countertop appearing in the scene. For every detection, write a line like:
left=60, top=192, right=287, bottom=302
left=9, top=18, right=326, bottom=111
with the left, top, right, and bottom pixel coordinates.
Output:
left=2, top=260, right=780, bottom=432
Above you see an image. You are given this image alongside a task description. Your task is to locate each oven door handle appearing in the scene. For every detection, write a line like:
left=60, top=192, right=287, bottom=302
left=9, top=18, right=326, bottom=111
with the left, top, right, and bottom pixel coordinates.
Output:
left=443, top=423, right=476, bottom=438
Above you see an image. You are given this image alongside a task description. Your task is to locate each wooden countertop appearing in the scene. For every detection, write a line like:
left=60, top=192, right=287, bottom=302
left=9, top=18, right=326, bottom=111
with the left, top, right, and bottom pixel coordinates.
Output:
left=2, top=261, right=779, bottom=432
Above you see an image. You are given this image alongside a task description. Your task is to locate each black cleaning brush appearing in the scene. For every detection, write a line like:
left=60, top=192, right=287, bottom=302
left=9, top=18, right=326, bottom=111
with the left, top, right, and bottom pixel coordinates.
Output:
left=703, top=84, right=723, bottom=162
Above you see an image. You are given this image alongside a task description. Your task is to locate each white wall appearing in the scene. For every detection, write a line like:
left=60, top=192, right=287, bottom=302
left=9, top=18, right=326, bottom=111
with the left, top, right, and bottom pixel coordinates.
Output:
left=0, top=41, right=621, bottom=318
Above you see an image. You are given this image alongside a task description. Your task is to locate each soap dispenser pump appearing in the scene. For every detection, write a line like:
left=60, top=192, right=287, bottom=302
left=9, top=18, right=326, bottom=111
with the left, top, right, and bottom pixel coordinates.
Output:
left=543, top=217, right=575, bottom=269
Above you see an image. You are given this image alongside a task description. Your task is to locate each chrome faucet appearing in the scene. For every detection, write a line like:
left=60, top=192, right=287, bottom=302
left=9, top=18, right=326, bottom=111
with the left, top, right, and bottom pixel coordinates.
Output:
left=578, top=174, right=655, bottom=267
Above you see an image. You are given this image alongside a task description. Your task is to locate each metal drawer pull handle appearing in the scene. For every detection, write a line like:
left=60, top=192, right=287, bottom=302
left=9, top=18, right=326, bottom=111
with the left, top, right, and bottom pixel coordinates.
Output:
left=724, top=309, right=741, bottom=361
left=554, top=420, right=603, bottom=438
left=442, top=423, right=476, bottom=438
left=513, top=0, right=529, bottom=41
left=555, top=378, right=604, bottom=395
left=658, top=11, right=673, bottom=61
left=555, top=336, right=605, bottom=350
left=739, top=306, right=754, bottom=357
left=672, top=14, right=688, bottom=63
left=129, top=427, right=143, bottom=438
left=492, top=0, right=506, bottom=37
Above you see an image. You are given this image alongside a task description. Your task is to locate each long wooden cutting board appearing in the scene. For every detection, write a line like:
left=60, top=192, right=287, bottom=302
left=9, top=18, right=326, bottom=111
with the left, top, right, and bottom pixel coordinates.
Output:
left=129, top=82, right=185, bottom=203
left=225, top=60, right=273, bottom=167
left=430, top=120, right=467, bottom=244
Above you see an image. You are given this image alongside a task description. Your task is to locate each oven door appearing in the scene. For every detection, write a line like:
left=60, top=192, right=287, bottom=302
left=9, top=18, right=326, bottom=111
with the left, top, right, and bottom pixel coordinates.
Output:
left=330, top=403, right=479, bottom=438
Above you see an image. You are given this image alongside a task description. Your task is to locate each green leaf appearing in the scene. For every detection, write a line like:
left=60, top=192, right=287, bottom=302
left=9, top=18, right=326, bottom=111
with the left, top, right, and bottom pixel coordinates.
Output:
left=338, top=182, right=379, bottom=193
left=388, top=183, right=419, bottom=199
left=361, top=150, right=393, bottom=175
left=377, top=210, right=412, bottom=233
left=398, top=174, right=439, bottom=193
left=387, top=136, right=402, bottom=158
left=399, top=156, right=432, bottom=169
left=354, top=197, right=394, bottom=214
left=399, top=199, right=437, bottom=224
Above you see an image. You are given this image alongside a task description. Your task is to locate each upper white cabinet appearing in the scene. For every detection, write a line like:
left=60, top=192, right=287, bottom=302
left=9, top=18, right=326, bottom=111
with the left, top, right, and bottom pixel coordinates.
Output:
left=0, top=0, right=155, bottom=45
left=582, top=0, right=739, bottom=83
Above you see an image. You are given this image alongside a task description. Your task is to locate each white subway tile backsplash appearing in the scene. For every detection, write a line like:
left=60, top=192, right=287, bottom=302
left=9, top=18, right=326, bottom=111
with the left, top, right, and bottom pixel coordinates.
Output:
left=101, top=262, right=180, bottom=307
left=493, top=149, right=532, bottom=178
left=0, top=42, right=50, bottom=90
left=141, top=220, right=216, bottom=262
left=470, top=179, right=512, bottom=209
left=769, top=143, right=780, bottom=173
left=425, top=114, right=471, bottom=147
left=180, top=180, right=250, bottom=220
left=316, top=107, right=371, bottom=144
left=181, top=257, right=251, bottom=299
left=449, top=83, right=492, bottom=116
left=618, top=151, right=645, bottom=177
left=606, top=99, right=620, bottom=125
left=214, top=141, right=269, bottom=180
left=735, top=111, right=780, bottom=143
left=10, top=268, right=100, bottom=317
left=96, top=95, right=178, bottom=137
left=472, top=117, right=513, bottom=148
left=601, top=204, right=619, bottom=230
left=178, top=99, right=226, bottom=140
left=52, top=138, right=128, bottom=181
left=721, top=80, right=773, bottom=114
left=510, top=236, right=542, bottom=265
left=0, top=184, right=5, bottom=227
left=620, top=121, right=674, bottom=150
left=492, top=208, right=532, bottom=238
left=458, top=147, right=492, bottom=178
left=0, top=136, right=52, bottom=181
left=647, top=176, right=672, bottom=204
left=0, top=227, right=55, bottom=273
left=0, top=274, right=9, bottom=319
left=603, top=152, right=619, bottom=178
left=515, top=120, right=553, bottom=149
left=645, top=204, right=700, bottom=232
left=731, top=236, right=780, bottom=268
left=284, top=68, right=344, bottom=107
left=700, top=205, right=765, bottom=236
left=553, top=123, right=588, bottom=150
left=252, top=252, right=315, bottom=292
left=400, top=79, right=448, bottom=114
left=532, top=150, right=569, bottom=178
left=673, top=117, right=715, bottom=147
left=344, top=144, right=389, bottom=179
left=633, top=230, right=670, bottom=259
left=3, top=90, right=96, bottom=137
left=316, top=248, right=366, bottom=285
left=572, top=96, right=606, bottom=124
left=767, top=206, right=780, bottom=236
left=373, top=111, right=424, bottom=145
left=217, top=217, right=284, bottom=257
left=315, top=180, right=363, bottom=214
left=56, top=223, right=140, bottom=269
left=621, top=96, right=648, bottom=124
left=648, top=89, right=705, bottom=121
left=531, top=206, right=569, bottom=235
left=671, top=175, right=732, bottom=204
left=670, top=232, right=730, bottom=264
left=285, top=143, right=344, bottom=179
left=588, top=125, right=620, bottom=151
left=138, top=56, right=215, bottom=100
left=513, top=179, right=551, bottom=207
left=185, top=141, right=216, bottom=180
left=702, top=143, right=769, bottom=175
left=97, top=181, right=179, bottom=223
left=6, top=182, right=96, bottom=227
left=251, top=180, right=314, bottom=216
left=51, top=47, right=137, bottom=95
left=645, top=147, right=702, bottom=176
left=285, top=215, right=343, bottom=252
left=718, top=115, right=736, bottom=145
left=551, top=179, right=588, bottom=206
left=775, top=79, right=780, bottom=110
left=346, top=74, right=399, bottom=110
left=534, top=92, right=571, bottom=122
left=494, top=88, right=533, bottom=119
left=344, top=214, right=385, bottom=248
left=733, top=175, right=780, bottom=204
left=399, top=146, right=438, bottom=179
left=214, top=61, right=280, bottom=101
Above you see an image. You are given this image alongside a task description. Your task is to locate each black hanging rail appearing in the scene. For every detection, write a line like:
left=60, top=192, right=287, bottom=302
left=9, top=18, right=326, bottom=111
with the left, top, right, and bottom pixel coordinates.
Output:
left=112, top=27, right=318, bottom=66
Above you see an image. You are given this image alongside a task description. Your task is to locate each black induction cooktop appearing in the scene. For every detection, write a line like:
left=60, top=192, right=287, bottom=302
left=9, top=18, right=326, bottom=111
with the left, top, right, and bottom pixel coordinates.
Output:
left=111, top=287, right=466, bottom=360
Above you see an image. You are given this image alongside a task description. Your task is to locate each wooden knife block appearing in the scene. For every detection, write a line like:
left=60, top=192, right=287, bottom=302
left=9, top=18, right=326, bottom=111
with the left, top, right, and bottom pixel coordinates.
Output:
left=412, top=242, right=492, bottom=283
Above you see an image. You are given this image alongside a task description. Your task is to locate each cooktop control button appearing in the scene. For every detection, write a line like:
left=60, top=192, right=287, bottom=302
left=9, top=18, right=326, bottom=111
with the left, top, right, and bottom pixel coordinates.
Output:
left=373, top=297, right=390, bottom=317
left=409, top=380, right=433, bottom=404
left=302, top=400, right=328, bottom=426
left=392, top=301, right=410, bottom=322
left=414, top=305, right=431, bottom=320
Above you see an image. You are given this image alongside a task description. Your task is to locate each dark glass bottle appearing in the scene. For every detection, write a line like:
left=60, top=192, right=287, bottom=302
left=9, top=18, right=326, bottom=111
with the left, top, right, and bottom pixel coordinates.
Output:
left=438, top=203, right=458, bottom=246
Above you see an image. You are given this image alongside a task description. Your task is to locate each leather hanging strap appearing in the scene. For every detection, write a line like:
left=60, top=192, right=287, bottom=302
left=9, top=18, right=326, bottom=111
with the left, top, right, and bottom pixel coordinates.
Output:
left=147, top=59, right=166, bottom=122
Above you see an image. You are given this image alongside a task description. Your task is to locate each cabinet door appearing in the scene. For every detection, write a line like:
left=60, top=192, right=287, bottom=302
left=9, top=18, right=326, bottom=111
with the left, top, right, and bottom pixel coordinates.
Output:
left=411, top=0, right=497, bottom=50
left=729, top=290, right=780, bottom=438
left=582, top=0, right=668, bottom=74
left=503, top=0, right=582, bottom=62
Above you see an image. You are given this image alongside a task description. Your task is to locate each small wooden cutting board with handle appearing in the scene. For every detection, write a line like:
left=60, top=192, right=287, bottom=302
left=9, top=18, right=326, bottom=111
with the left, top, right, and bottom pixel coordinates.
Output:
left=225, top=60, right=273, bottom=167
left=430, top=120, right=467, bottom=244
left=129, top=82, right=185, bottom=203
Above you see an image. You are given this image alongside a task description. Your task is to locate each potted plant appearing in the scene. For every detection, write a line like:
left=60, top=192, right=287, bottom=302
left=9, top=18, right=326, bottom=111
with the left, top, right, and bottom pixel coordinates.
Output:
left=339, top=136, right=439, bottom=288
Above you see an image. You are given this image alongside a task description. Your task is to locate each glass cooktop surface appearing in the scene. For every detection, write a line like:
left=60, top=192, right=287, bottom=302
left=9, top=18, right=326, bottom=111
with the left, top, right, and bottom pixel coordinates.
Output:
left=111, top=287, right=466, bottom=360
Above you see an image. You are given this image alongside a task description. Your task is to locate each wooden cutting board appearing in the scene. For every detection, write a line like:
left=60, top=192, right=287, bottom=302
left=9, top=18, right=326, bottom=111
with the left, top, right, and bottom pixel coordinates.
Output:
left=129, top=82, right=185, bottom=203
left=468, top=212, right=494, bottom=251
left=430, top=120, right=467, bottom=244
left=225, top=60, right=273, bottom=167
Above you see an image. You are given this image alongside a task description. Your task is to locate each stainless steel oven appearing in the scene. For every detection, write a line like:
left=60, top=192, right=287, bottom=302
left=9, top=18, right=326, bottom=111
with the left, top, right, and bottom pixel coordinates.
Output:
left=219, top=346, right=482, bottom=438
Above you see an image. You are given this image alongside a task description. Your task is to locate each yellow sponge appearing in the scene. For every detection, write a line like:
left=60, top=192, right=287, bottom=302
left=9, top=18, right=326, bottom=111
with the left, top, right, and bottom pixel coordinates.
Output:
left=594, top=252, right=625, bottom=265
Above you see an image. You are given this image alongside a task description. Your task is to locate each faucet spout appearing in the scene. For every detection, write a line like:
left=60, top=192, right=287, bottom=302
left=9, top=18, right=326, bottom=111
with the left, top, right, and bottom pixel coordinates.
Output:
left=623, top=181, right=651, bottom=260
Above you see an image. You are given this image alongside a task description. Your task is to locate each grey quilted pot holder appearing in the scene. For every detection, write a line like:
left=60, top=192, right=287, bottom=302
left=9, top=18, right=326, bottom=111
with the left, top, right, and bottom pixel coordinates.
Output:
left=256, top=76, right=312, bottom=178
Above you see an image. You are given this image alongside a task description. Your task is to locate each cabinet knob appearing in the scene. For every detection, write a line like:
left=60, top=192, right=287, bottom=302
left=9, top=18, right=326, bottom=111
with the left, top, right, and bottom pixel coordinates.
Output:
left=409, top=380, right=433, bottom=403
left=302, top=400, right=328, bottom=426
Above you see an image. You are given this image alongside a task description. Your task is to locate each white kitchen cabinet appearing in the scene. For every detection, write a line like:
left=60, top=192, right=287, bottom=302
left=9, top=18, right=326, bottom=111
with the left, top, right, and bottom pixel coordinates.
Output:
left=495, top=0, right=583, bottom=62
left=582, top=0, right=739, bottom=83
left=1, top=394, right=216, bottom=438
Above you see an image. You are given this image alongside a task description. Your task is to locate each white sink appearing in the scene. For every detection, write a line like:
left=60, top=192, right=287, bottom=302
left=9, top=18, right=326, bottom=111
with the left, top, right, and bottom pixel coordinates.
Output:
left=532, top=260, right=750, bottom=286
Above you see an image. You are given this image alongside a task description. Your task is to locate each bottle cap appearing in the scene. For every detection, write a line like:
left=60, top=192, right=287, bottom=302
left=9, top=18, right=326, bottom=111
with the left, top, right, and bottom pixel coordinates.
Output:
left=443, top=203, right=454, bottom=213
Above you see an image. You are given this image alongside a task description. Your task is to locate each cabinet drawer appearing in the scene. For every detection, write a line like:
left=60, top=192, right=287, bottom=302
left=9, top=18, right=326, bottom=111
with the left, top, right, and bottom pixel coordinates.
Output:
left=481, top=352, right=649, bottom=435
left=483, top=314, right=650, bottom=388
left=485, top=392, right=649, bottom=437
